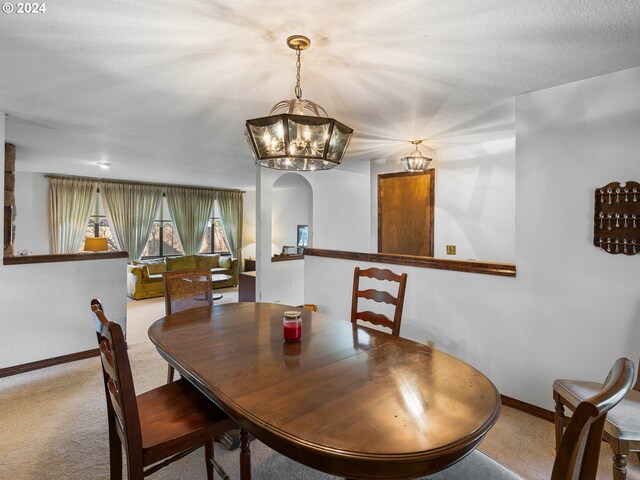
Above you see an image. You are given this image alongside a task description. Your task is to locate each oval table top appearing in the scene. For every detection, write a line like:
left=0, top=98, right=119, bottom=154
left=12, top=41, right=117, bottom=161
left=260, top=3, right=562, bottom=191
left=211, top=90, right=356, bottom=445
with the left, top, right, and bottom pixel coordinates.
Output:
left=148, top=302, right=501, bottom=479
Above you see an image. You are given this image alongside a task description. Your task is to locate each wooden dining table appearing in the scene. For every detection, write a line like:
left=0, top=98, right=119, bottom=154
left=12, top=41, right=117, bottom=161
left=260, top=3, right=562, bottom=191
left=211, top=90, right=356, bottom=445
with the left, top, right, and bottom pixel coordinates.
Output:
left=148, top=302, right=501, bottom=480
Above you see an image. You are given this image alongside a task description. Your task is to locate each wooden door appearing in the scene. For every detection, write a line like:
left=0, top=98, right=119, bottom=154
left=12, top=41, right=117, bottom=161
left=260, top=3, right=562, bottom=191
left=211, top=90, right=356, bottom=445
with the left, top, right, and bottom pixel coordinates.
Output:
left=378, top=171, right=434, bottom=256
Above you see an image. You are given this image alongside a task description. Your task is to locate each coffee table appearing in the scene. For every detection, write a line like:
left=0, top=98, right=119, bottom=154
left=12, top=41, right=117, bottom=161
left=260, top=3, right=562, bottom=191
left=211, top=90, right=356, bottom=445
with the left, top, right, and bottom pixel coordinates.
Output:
left=211, top=273, right=232, bottom=301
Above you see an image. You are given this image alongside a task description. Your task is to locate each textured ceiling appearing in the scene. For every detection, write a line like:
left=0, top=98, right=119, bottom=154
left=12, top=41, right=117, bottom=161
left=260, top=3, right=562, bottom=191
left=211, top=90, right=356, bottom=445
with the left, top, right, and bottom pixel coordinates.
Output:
left=1, top=0, right=640, bottom=189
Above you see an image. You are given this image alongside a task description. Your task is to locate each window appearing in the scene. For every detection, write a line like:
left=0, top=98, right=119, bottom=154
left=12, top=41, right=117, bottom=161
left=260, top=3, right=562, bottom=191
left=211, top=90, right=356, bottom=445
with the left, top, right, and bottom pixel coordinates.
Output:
left=81, top=194, right=230, bottom=258
left=81, top=196, right=117, bottom=252
left=200, top=217, right=231, bottom=254
left=142, top=220, right=183, bottom=258
left=142, top=199, right=183, bottom=258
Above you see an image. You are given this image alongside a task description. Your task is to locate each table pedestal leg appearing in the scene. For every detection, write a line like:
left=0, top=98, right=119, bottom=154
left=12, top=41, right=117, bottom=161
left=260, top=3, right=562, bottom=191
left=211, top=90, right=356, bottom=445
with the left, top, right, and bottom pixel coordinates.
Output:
left=240, top=428, right=251, bottom=480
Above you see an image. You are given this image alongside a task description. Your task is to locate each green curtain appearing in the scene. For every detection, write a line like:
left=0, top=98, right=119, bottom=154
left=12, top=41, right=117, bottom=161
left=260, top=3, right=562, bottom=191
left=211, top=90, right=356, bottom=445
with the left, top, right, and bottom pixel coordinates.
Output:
left=217, top=190, right=243, bottom=264
left=99, top=182, right=162, bottom=261
left=165, top=186, right=216, bottom=256
left=49, top=177, right=98, bottom=254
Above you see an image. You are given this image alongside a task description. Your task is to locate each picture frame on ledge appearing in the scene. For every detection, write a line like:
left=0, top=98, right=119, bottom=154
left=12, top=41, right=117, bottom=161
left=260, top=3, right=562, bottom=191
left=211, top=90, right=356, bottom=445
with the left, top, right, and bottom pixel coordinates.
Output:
left=297, top=225, right=308, bottom=254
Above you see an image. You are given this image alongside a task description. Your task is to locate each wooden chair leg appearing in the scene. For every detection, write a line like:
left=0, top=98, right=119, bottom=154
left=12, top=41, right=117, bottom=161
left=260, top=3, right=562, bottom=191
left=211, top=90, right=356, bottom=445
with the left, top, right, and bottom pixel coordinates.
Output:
left=240, top=428, right=251, bottom=480
left=166, top=365, right=175, bottom=383
left=553, top=394, right=565, bottom=451
left=126, top=460, right=144, bottom=480
left=206, top=439, right=231, bottom=480
left=613, top=453, right=628, bottom=480
left=205, top=440, right=214, bottom=480
left=108, top=417, right=122, bottom=480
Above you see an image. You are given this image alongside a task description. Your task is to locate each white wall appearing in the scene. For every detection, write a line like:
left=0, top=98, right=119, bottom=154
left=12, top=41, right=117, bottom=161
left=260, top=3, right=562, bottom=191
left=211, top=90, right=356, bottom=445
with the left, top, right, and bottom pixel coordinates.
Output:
left=257, top=166, right=370, bottom=306
left=310, top=169, right=370, bottom=252
left=370, top=139, right=516, bottom=262
left=1, top=117, right=128, bottom=369
left=14, top=171, right=49, bottom=254
left=0, top=258, right=128, bottom=369
left=272, top=177, right=311, bottom=250
left=241, top=189, right=257, bottom=262
left=306, top=66, right=640, bottom=409
left=433, top=139, right=515, bottom=262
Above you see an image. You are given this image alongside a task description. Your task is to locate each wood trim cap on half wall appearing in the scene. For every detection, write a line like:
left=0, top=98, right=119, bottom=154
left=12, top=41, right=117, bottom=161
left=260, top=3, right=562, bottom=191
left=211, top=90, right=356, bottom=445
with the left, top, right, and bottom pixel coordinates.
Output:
left=4, top=251, right=128, bottom=265
left=303, top=248, right=516, bottom=277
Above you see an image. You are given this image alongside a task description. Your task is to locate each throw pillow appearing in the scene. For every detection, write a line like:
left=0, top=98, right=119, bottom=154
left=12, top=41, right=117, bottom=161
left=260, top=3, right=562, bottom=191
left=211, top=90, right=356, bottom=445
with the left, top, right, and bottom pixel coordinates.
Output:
left=197, top=254, right=220, bottom=269
left=145, top=260, right=166, bottom=275
left=165, top=255, right=197, bottom=271
left=220, top=256, right=232, bottom=269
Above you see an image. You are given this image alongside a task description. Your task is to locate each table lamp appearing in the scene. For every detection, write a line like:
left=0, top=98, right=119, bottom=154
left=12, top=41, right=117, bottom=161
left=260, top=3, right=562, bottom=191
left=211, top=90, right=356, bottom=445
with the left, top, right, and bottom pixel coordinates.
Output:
left=84, top=237, right=108, bottom=252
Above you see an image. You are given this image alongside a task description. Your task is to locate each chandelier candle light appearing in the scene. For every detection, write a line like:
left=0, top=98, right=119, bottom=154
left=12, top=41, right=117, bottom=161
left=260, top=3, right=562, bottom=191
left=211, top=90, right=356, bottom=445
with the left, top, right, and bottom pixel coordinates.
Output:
left=245, top=35, right=353, bottom=171
left=401, top=140, right=432, bottom=172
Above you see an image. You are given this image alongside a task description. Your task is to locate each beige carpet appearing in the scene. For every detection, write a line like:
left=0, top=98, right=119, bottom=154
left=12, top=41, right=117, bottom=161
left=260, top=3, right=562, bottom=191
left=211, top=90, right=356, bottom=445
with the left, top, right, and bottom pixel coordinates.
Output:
left=0, top=290, right=637, bottom=479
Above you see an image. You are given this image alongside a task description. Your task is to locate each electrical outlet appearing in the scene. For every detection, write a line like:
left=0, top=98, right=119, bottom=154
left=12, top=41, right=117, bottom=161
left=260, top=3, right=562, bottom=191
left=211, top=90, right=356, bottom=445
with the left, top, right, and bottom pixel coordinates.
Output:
left=446, top=245, right=456, bottom=255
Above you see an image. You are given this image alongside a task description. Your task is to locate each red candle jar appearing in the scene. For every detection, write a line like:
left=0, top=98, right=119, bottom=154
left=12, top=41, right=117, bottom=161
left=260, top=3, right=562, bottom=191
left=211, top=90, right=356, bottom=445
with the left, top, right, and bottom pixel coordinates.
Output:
left=283, top=311, right=302, bottom=342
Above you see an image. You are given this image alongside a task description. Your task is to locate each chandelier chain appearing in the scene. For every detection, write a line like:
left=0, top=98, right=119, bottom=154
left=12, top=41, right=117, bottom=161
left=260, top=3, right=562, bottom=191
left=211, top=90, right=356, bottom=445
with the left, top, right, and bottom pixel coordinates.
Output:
left=294, top=48, right=302, bottom=100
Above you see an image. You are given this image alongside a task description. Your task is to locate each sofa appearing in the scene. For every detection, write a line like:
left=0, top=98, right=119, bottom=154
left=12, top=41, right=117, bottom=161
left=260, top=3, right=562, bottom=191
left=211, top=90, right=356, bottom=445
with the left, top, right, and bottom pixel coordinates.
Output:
left=127, top=254, right=238, bottom=300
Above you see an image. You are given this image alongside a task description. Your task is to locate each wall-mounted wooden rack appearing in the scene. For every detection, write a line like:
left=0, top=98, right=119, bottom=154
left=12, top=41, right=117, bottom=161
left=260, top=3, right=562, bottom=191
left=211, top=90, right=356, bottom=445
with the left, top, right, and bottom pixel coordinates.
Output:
left=593, top=181, right=640, bottom=255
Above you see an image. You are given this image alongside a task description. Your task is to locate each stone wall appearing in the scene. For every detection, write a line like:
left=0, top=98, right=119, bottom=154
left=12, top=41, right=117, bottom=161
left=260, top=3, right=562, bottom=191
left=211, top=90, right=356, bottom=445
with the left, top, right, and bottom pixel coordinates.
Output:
left=4, top=143, right=15, bottom=256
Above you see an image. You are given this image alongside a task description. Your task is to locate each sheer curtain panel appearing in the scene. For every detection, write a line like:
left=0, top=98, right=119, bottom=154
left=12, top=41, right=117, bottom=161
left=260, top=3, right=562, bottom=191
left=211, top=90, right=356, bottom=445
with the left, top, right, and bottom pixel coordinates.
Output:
left=166, top=187, right=216, bottom=256
left=49, top=177, right=98, bottom=254
left=99, top=182, right=162, bottom=261
left=217, top=190, right=243, bottom=264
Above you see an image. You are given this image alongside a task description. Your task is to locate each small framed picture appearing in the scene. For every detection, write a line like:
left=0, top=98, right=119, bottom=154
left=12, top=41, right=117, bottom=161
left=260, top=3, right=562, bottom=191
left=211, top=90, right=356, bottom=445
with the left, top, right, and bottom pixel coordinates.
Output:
left=297, top=225, right=308, bottom=248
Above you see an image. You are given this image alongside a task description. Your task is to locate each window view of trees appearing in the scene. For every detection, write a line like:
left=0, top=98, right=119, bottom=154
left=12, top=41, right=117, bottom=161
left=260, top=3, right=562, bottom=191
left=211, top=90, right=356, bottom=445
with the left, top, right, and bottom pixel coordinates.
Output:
left=80, top=195, right=231, bottom=258
left=142, top=221, right=183, bottom=258
left=200, top=218, right=230, bottom=254
left=81, top=216, right=117, bottom=252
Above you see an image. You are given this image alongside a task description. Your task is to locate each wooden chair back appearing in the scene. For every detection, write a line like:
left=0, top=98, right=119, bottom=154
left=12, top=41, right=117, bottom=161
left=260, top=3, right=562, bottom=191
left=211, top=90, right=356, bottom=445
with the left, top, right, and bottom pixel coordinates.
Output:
left=90, top=297, right=104, bottom=314
left=90, top=306, right=145, bottom=474
left=350, top=266, right=408, bottom=337
left=90, top=298, right=105, bottom=344
left=551, top=357, right=634, bottom=480
left=163, top=269, right=213, bottom=315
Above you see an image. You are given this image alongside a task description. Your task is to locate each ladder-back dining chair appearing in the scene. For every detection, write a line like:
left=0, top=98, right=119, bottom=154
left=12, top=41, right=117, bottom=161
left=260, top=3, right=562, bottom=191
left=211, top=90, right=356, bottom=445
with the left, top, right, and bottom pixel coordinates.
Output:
left=554, top=358, right=640, bottom=480
left=428, top=357, right=635, bottom=480
left=350, top=266, right=408, bottom=337
left=163, top=268, right=213, bottom=382
left=90, top=302, right=235, bottom=480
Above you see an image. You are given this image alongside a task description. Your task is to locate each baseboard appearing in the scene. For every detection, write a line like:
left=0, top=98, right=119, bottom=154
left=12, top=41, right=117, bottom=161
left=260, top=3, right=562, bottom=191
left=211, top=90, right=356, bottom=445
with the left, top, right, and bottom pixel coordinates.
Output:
left=500, top=394, right=555, bottom=423
left=0, top=348, right=99, bottom=379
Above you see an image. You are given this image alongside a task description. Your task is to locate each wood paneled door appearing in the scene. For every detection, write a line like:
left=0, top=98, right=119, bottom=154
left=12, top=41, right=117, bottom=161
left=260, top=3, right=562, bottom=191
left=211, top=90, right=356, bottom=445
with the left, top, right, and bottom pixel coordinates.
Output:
left=378, top=170, right=435, bottom=257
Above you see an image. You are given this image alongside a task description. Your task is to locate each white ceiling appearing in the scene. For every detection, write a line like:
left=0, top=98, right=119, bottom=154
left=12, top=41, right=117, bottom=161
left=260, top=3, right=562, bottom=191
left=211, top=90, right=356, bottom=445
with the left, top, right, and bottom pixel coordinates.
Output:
left=1, top=0, right=640, bottom=190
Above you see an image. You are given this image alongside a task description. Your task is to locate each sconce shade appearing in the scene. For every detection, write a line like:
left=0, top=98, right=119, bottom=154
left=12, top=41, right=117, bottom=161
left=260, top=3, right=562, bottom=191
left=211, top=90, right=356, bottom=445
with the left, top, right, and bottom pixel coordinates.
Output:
left=84, top=237, right=108, bottom=252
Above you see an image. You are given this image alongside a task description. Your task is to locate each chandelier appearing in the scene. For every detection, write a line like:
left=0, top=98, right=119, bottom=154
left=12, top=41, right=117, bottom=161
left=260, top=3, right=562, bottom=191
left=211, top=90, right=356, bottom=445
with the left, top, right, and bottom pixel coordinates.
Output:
left=245, top=35, right=353, bottom=171
left=401, top=141, right=432, bottom=172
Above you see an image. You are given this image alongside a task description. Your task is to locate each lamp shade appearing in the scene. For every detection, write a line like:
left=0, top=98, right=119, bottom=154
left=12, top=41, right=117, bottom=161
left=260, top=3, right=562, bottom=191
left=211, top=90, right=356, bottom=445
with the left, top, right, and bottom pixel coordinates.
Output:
left=84, top=237, right=108, bottom=252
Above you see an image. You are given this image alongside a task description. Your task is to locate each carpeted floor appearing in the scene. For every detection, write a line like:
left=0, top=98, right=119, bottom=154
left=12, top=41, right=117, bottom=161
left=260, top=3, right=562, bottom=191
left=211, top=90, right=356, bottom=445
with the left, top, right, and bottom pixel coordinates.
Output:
left=0, top=290, right=637, bottom=479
